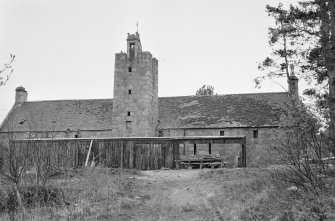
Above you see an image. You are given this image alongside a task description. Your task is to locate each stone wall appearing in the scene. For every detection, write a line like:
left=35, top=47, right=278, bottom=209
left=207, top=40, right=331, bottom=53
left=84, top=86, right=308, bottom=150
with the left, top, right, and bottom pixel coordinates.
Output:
left=160, top=127, right=279, bottom=167
left=0, top=129, right=113, bottom=140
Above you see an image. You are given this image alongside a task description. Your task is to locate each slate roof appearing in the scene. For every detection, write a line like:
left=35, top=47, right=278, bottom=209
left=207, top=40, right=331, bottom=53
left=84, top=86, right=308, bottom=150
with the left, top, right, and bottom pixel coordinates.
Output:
left=158, top=92, right=289, bottom=128
left=0, top=92, right=289, bottom=132
left=0, top=99, right=114, bottom=132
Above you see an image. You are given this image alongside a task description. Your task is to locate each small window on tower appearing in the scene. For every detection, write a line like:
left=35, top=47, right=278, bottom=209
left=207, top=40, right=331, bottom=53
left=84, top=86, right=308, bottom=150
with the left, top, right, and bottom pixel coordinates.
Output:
left=220, top=131, right=225, bottom=136
left=253, top=130, right=259, bottom=138
left=127, top=111, right=131, bottom=116
left=128, top=89, right=132, bottom=95
left=128, top=67, right=132, bottom=72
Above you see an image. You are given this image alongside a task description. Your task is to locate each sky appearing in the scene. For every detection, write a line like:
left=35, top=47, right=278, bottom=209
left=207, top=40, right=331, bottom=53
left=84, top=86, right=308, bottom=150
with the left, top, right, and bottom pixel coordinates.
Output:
left=0, top=0, right=299, bottom=121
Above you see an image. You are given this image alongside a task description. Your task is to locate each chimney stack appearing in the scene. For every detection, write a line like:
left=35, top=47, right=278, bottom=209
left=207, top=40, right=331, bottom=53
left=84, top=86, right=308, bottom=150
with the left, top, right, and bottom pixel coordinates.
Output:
left=15, top=86, right=28, bottom=104
left=288, top=64, right=299, bottom=97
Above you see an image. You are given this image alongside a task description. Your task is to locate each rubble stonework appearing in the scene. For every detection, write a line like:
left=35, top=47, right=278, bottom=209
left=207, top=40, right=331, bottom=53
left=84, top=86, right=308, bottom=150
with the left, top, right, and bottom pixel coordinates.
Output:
left=111, top=32, right=158, bottom=137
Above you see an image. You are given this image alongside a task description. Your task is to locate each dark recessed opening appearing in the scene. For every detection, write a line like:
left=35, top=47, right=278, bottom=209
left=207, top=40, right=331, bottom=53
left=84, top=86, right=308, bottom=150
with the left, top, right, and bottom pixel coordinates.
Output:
left=128, top=89, right=132, bottom=94
left=220, top=131, right=224, bottom=136
left=209, top=143, right=212, bottom=154
left=128, top=67, right=132, bottom=72
left=127, top=111, right=131, bottom=116
left=158, top=130, right=163, bottom=137
left=194, top=144, right=197, bottom=155
left=253, top=130, right=258, bottom=138
left=74, top=135, right=78, bottom=138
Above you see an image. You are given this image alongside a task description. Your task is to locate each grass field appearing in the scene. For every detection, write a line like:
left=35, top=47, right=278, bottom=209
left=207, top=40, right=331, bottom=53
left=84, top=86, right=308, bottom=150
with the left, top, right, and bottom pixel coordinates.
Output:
left=0, top=167, right=334, bottom=220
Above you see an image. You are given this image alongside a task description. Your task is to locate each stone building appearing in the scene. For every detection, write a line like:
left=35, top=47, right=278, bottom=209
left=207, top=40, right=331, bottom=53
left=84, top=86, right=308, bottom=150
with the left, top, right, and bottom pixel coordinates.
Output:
left=0, top=32, right=298, bottom=166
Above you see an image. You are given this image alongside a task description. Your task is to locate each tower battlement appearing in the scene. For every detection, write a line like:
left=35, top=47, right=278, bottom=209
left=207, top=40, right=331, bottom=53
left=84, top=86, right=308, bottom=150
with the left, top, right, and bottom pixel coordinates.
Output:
left=127, top=32, right=141, bottom=41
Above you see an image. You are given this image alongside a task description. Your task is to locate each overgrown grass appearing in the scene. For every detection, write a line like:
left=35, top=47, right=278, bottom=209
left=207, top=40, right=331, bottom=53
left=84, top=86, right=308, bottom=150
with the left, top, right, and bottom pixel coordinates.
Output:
left=200, top=168, right=335, bottom=221
left=0, top=167, right=143, bottom=220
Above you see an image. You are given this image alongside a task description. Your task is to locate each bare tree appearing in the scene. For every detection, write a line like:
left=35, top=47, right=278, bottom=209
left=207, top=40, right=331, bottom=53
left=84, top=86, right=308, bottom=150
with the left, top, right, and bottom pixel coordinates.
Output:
left=0, top=54, right=15, bottom=87
left=272, top=98, right=334, bottom=196
left=0, top=116, right=62, bottom=219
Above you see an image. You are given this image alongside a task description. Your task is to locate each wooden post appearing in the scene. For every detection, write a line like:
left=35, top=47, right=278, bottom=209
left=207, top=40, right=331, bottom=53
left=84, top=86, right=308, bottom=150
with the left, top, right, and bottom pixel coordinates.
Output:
left=120, top=140, right=124, bottom=169
left=242, top=137, right=247, bottom=167
left=85, top=140, right=93, bottom=167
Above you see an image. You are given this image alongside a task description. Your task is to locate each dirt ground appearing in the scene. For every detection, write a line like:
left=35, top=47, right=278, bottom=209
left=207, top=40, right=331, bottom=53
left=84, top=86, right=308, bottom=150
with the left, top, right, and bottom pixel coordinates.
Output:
left=126, top=169, right=229, bottom=221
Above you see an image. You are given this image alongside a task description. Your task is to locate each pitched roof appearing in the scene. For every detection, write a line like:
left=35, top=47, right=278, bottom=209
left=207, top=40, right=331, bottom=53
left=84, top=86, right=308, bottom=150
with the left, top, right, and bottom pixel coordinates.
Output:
left=158, top=92, right=289, bottom=128
left=0, top=92, right=289, bottom=132
left=0, top=99, right=114, bottom=132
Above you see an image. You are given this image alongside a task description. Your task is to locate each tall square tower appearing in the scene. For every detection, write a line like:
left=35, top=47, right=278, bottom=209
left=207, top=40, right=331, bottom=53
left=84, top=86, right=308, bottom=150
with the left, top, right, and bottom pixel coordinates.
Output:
left=111, top=32, right=158, bottom=137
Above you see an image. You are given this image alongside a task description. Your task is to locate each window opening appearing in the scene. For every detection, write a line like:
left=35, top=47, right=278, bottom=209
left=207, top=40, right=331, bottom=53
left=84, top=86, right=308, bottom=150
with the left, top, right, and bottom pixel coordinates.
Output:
left=158, top=130, right=163, bottom=137
left=128, top=67, right=132, bottom=72
left=220, top=131, right=225, bottom=136
left=128, top=89, right=132, bottom=95
left=209, top=143, right=212, bottom=154
left=253, top=130, right=258, bottom=138
left=74, top=135, right=78, bottom=138
left=129, top=43, right=135, bottom=58
left=193, top=144, right=197, bottom=155
left=127, top=111, right=131, bottom=116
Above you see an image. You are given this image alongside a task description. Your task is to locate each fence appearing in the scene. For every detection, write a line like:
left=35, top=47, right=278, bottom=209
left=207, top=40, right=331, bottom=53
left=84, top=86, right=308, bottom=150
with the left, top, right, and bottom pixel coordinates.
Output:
left=11, top=136, right=246, bottom=170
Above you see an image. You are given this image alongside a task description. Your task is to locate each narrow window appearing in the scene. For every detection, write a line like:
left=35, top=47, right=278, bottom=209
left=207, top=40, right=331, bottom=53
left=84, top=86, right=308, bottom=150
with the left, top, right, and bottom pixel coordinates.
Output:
left=127, top=111, right=131, bottom=116
left=193, top=144, right=197, bottom=155
left=253, top=130, right=258, bottom=138
left=158, top=130, right=163, bottom=137
left=128, top=67, right=132, bottom=72
left=128, top=89, right=132, bottom=95
left=209, top=143, right=212, bottom=154
left=74, top=134, right=78, bottom=138
left=220, top=131, right=225, bottom=136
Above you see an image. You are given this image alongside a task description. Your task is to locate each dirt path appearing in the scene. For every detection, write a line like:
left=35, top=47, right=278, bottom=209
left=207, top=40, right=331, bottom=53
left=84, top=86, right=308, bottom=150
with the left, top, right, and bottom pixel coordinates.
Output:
left=131, top=169, right=223, bottom=221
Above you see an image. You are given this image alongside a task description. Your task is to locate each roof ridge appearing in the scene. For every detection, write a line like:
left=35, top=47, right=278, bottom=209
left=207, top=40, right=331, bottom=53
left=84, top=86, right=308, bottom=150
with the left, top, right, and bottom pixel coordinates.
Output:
left=24, top=98, right=113, bottom=103
left=159, top=92, right=289, bottom=99
left=22, top=92, right=289, bottom=103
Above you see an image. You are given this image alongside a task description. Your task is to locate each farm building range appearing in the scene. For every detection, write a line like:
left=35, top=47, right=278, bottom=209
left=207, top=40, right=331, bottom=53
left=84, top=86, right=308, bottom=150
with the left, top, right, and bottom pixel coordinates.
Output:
left=0, top=32, right=299, bottom=167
